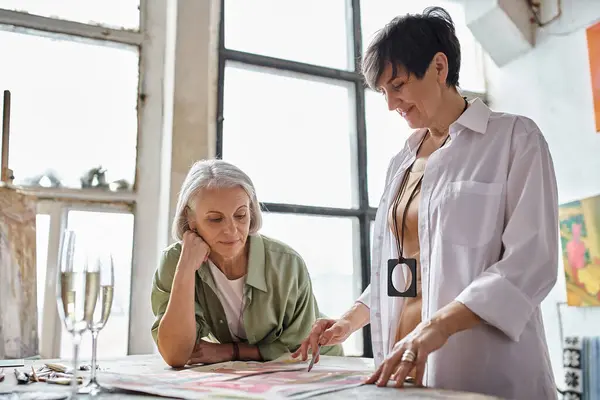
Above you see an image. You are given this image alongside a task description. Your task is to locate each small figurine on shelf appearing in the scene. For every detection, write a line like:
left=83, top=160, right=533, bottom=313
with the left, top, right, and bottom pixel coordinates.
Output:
left=108, top=178, right=131, bottom=191
left=21, top=169, right=63, bottom=188
left=80, top=166, right=109, bottom=189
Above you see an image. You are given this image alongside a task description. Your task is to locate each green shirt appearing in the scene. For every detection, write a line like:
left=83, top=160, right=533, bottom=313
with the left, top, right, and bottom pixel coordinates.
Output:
left=150, top=234, right=344, bottom=361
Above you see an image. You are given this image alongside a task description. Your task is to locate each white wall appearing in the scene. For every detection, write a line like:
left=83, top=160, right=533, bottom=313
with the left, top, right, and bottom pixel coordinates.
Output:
left=484, top=0, right=600, bottom=387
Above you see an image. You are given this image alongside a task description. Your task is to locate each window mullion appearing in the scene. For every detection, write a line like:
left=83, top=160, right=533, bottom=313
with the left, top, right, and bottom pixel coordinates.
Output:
left=39, top=202, right=67, bottom=358
left=0, top=9, right=143, bottom=45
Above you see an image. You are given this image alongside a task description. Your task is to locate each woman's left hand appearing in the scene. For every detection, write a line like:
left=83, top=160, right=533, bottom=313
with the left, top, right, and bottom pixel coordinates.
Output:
left=187, top=340, right=233, bottom=365
left=366, top=320, right=450, bottom=388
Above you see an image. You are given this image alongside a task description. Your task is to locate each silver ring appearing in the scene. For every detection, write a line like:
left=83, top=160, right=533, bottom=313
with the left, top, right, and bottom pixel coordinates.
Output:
left=401, top=349, right=416, bottom=363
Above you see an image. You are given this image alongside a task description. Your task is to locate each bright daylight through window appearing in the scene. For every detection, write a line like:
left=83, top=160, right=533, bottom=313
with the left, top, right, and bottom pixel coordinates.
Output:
left=0, top=0, right=143, bottom=360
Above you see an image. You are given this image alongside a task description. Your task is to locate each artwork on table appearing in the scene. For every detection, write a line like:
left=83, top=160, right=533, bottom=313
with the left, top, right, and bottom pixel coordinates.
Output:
left=0, top=186, right=38, bottom=358
left=98, top=356, right=374, bottom=399
left=559, top=194, right=600, bottom=306
left=587, top=20, right=600, bottom=133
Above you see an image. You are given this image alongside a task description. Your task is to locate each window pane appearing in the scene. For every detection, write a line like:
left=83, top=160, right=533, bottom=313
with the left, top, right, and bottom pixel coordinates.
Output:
left=60, top=210, right=134, bottom=359
left=365, top=89, right=411, bottom=206
left=0, top=0, right=140, bottom=30
left=223, top=62, right=357, bottom=208
left=0, top=31, right=139, bottom=190
left=225, top=0, right=352, bottom=70
left=260, top=213, right=363, bottom=356
left=360, top=0, right=486, bottom=93
left=35, top=214, right=50, bottom=345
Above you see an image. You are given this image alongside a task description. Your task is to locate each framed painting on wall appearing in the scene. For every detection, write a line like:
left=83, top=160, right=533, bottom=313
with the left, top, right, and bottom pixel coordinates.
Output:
left=587, top=20, right=600, bottom=133
left=559, top=195, right=600, bottom=306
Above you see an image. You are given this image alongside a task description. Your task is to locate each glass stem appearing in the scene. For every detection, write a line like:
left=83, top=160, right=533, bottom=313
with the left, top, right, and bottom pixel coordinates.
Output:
left=90, top=330, right=99, bottom=384
left=72, top=332, right=81, bottom=397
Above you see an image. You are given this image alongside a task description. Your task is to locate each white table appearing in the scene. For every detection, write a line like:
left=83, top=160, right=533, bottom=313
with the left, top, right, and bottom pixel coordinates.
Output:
left=0, top=354, right=500, bottom=399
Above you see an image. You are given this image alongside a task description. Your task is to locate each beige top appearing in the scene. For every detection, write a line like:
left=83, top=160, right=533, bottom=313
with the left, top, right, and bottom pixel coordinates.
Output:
left=387, top=157, right=427, bottom=344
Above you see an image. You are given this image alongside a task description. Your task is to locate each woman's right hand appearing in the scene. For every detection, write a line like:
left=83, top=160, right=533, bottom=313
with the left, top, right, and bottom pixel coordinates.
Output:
left=291, top=318, right=351, bottom=363
left=180, top=229, right=210, bottom=271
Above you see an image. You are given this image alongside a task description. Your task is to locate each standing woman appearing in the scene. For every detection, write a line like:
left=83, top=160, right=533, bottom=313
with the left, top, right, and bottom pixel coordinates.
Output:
left=294, top=7, right=559, bottom=399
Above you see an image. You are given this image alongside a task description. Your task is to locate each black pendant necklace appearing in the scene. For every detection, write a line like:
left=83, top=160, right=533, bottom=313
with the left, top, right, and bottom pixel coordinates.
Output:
left=387, top=97, right=468, bottom=298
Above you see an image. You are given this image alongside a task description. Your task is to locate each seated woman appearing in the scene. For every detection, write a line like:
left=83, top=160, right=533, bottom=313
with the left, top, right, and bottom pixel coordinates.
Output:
left=151, top=159, right=343, bottom=367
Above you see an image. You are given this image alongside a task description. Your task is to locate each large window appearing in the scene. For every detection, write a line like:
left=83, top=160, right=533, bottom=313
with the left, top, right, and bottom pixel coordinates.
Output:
left=0, top=31, right=139, bottom=189
left=218, top=0, right=486, bottom=357
left=0, top=1, right=158, bottom=359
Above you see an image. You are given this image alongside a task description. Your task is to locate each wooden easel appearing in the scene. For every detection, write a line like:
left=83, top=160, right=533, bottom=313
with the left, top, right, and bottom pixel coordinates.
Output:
left=1, top=90, right=13, bottom=185
left=0, top=90, right=39, bottom=358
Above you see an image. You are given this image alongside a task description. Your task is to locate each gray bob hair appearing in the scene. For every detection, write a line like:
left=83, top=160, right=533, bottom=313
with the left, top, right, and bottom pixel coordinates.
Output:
left=171, top=159, right=263, bottom=241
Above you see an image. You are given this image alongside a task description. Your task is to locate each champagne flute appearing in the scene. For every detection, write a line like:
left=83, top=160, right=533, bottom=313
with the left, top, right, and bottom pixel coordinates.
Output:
left=56, top=230, right=100, bottom=398
left=81, top=251, right=115, bottom=396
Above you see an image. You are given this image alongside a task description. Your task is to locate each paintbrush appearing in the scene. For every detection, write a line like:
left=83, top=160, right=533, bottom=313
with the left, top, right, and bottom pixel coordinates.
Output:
left=30, top=366, right=39, bottom=382
left=34, top=368, right=53, bottom=379
left=38, top=376, right=82, bottom=385
left=45, top=363, right=72, bottom=374
left=307, top=345, right=321, bottom=372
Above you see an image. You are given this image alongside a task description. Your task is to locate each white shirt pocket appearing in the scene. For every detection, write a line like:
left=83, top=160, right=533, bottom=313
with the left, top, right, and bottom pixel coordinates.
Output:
left=439, top=181, right=504, bottom=247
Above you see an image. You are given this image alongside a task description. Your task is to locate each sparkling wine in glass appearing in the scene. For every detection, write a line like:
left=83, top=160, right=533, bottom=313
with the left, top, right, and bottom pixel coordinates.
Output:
left=81, top=251, right=115, bottom=396
left=56, top=230, right=100, bottom=398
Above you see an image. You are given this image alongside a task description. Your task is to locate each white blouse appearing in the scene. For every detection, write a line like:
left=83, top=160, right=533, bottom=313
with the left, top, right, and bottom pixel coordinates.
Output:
left=208, top=261, right=247, bottom=341
left=359, top=98, right=559, bottom=400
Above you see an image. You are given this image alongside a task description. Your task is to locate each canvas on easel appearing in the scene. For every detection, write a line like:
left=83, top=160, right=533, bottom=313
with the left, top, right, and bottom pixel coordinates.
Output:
left=0, top=89, right=38, bottom=358
left=0, top=186, right=38, bottom=358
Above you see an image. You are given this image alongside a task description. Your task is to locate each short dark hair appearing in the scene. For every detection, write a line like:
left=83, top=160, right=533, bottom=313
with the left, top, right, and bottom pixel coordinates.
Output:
left=361, top=6, right=461, bottom=91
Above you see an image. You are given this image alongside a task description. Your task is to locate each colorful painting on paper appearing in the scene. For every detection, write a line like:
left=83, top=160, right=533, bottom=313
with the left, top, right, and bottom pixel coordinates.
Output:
left=559, top=195, right=600, bottom=306
left=587, top=21, right=600, bottom=132
left=99, top=367, right=370, bottom=399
